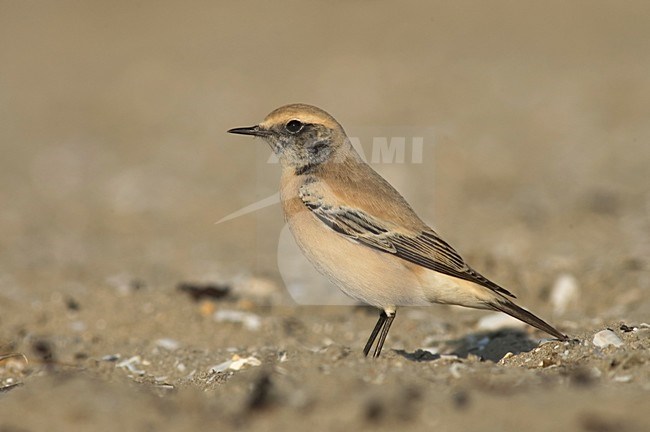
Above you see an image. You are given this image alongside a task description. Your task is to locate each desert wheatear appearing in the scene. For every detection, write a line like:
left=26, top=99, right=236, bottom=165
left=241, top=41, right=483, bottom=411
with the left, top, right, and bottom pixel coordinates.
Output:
left=228, top=104, right=568, bottom=357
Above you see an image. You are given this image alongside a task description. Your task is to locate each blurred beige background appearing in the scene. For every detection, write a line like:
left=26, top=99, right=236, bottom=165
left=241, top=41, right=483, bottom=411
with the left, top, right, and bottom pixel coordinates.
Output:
left=1, top=3, right=650, bottom=431
left=1, top=1, right=648, bottom=308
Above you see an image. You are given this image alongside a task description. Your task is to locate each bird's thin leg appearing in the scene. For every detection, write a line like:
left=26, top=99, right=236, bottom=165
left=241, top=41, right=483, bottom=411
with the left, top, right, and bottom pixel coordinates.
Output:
left=363, top=311, right=387, bottom=357
left=373, top=310, right=396, bottom=358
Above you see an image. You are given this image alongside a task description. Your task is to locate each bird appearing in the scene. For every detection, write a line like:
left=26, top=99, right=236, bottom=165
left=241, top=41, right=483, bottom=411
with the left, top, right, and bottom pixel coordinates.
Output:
left=228, top=103, right=569, bottom=358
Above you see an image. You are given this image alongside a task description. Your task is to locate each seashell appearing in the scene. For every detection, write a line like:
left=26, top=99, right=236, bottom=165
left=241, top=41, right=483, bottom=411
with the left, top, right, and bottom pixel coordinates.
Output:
left=592, top=329, right=623, bottom=348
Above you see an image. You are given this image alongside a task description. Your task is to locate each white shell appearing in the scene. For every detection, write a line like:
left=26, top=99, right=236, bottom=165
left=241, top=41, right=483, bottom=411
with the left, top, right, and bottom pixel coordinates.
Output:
left=592, top=329, right=624, bottom=348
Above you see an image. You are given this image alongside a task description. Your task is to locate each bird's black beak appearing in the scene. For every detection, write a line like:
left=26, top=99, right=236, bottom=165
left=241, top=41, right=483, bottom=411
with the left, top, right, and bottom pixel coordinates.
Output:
left=227, top=125, right=271, bottom=137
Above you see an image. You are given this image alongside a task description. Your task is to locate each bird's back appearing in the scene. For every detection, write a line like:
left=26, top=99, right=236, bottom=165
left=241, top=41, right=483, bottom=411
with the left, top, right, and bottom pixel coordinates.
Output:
left=309, top=146, right=428, bottom=235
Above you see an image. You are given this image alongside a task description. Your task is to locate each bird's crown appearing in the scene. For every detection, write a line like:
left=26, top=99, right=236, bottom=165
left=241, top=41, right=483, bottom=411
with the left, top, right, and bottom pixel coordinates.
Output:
left=260, top=103, right=343, bottom=132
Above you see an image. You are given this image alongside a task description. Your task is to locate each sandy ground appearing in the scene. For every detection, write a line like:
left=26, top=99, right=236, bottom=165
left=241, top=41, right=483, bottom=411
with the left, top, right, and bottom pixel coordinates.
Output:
left=1, top=1, right=649, bottom=431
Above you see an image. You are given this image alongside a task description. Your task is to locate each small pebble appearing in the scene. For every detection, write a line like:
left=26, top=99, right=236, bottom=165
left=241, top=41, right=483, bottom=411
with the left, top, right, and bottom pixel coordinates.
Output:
left=116, top=355, right=146, bottom=375
left=420, top=347, right=440, bottom=355
left=0, top=353, right=28, bottom=373
left=209, top=355, right=261, bottom=373
left=155, top=338, right=181, bottom=351
left=211, top=360, right=233, bottom=373
left=613, top=375, right=633, bottom=383
left=498, top=352, right=514, bottom=365
left=177, top=282, right=231, bottom=301
left=619, top=324, right=636, bottom=332
left=409, top=349, right=439, bottom=361
left=214, top=309, right=262, bottom=331
left=592, top=329, right=624, bottom=348
left=101, top=354, right=121, bottom=362
left=449, top=363, right=465, bottom=379
left=199, top=300, right=217, bottom=317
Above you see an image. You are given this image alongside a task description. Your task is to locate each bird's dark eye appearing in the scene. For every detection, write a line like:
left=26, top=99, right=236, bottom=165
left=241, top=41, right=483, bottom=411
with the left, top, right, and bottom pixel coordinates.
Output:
left=285, top=119, right=304, bottom=134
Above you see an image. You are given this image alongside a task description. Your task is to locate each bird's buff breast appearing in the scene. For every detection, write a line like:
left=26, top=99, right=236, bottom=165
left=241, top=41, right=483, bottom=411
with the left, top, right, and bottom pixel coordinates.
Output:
left=279, top=176, right=426, bottom=308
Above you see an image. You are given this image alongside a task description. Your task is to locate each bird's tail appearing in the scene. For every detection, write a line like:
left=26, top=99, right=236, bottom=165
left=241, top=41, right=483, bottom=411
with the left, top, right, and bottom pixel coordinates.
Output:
left=488, top=298, right=568, bottom=341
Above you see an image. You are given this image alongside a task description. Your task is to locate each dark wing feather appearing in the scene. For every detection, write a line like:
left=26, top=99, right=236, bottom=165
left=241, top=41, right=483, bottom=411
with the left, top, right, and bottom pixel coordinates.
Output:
left=300, top=187, right=515, bottom=298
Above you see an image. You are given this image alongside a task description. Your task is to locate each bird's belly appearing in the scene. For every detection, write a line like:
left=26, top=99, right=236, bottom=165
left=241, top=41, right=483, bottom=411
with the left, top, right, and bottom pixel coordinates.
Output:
left=285, top=210, right=427, bottom=308
left=417, top=270, right=495, bottom=308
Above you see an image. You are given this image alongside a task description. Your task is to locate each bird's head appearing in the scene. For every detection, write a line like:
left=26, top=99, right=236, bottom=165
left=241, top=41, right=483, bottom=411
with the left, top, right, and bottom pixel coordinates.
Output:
left=228, top=104, right=350, bottom=173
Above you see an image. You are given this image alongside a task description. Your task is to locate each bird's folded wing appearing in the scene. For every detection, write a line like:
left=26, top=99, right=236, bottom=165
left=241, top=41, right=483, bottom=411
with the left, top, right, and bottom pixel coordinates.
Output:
left=299, top=185, right=515, bottom=298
